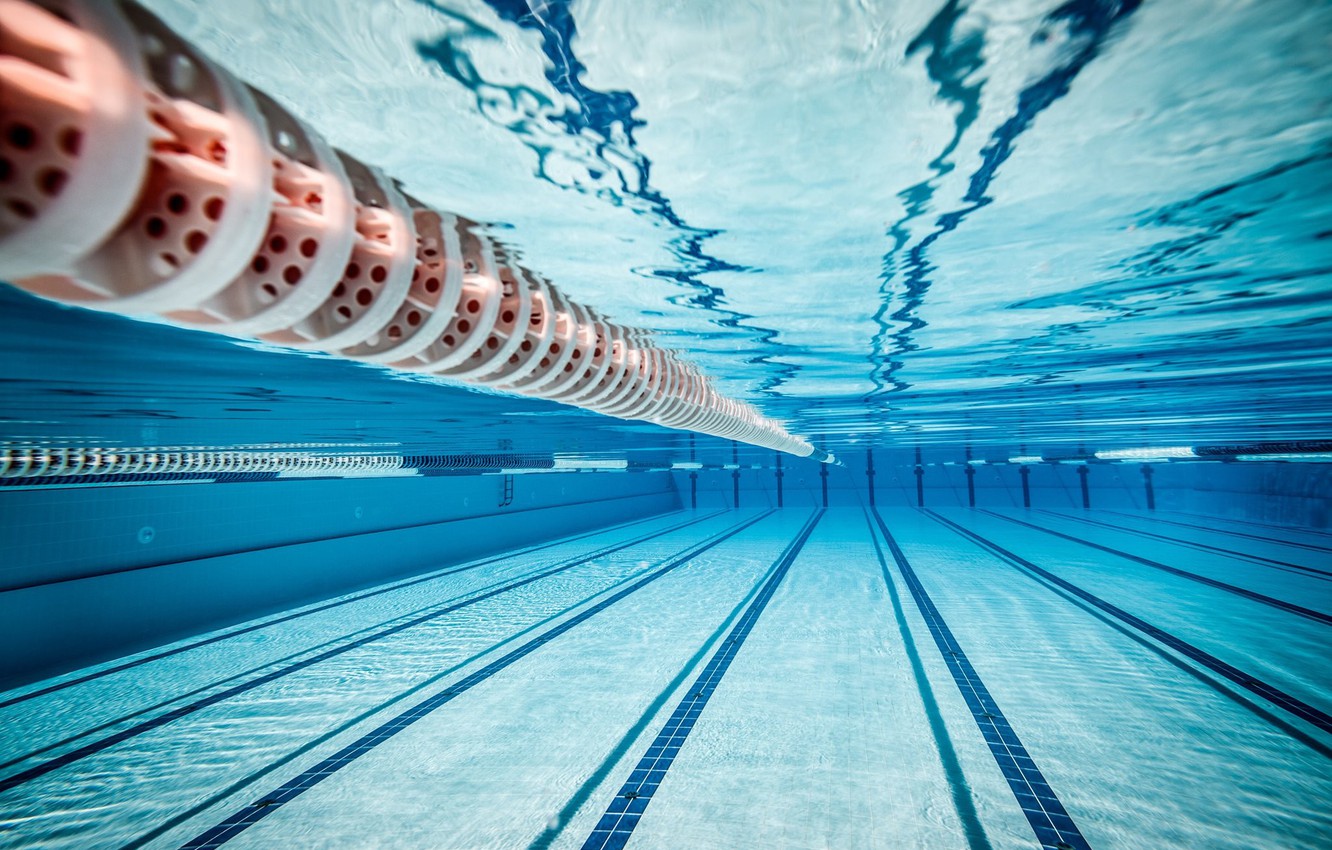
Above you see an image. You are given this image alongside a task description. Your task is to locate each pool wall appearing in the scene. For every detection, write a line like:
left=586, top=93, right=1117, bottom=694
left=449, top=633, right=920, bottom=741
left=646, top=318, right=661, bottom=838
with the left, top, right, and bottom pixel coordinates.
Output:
left=5, top=451, right=1322, bottom=690
left=0, top=472, right=679, bottom=688
left=682, top=454, right=1328, bottom=527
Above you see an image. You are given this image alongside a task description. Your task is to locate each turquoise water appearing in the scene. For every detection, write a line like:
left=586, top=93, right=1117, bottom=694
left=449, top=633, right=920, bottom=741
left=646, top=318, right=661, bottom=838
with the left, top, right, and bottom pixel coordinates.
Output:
left=3, top=1, right=1332, bottom=849
left=6, top=0, right=1331, bottom=459
left=119, top=0, right=1331, bottom=456
left=1, top=508, right=1329, bottom=848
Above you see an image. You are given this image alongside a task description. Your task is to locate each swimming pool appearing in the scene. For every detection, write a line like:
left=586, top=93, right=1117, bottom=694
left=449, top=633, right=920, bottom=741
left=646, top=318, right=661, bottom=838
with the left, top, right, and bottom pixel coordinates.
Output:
left=2, top=506, right=1329, bottom=848
left=2, top=0, right=1330, bottom=847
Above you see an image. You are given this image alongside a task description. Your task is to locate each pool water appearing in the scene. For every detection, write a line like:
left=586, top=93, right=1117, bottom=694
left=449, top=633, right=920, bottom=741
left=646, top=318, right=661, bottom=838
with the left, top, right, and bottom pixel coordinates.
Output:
left=136, top=0, right=1332, bottom=451
left=1, top=507, right=1329, bottom=849
left=2, top=0, right=1331, bottom=848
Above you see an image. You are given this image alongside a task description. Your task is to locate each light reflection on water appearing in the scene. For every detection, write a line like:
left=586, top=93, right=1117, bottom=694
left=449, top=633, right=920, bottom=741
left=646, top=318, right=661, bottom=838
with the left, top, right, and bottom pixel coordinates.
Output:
left=5, top=0, right=1331, bottom=457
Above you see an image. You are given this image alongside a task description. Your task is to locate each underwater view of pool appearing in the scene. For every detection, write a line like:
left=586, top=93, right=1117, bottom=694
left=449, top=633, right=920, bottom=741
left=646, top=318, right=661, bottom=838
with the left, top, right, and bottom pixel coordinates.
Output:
left=2, top=1, right=1329, bottom=848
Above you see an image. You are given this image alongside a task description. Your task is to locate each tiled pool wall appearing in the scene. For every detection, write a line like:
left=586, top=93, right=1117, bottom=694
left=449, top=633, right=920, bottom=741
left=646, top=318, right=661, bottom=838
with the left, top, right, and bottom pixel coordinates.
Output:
left=0, top=472, right=678, bottom=688
left=4, top=455, right=1323, bottom=690
left=683, top=455, right=1330, bottom=529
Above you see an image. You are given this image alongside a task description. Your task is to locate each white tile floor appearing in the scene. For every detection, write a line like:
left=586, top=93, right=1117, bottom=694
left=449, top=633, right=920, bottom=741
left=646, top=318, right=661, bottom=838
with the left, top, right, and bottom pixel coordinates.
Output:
left=1, top=507, right=1328, bottom=850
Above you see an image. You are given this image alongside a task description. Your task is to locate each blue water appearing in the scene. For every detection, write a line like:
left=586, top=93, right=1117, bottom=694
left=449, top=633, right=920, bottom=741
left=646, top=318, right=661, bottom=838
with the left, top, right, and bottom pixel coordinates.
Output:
left=6, top=0, right=1332, bottom=459
left=3, top=1, right=1332, bottom=848
left=116, top=0, right=1329, bottom=456
left=1, top=508, right=1329, bottom=848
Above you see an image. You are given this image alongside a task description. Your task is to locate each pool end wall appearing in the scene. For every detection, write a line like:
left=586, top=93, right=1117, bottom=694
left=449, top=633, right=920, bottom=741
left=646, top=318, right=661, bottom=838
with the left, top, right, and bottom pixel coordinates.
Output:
left=680, top=458, right=1330, bottom=528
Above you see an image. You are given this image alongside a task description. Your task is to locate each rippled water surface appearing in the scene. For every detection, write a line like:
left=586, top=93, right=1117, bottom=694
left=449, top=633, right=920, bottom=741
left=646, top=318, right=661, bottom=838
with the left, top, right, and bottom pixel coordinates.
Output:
left=2, top=7, right=1331, bottom=849
left=5, top=0, right=1331, bottom=456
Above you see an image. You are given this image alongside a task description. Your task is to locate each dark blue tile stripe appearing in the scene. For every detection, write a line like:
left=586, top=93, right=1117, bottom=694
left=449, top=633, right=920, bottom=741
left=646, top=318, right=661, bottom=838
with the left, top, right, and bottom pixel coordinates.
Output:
left=1177, top=512, right=1332, bottom=541
left=173, top=511, right=775, bottom=850
left=870, top=509, right=1092, bottom=850
left=1038, top=510, right=1332, bottom=579
left=0, top=511, right=725, bottom=794
left=982, top=510, right=1332, bottom=626
left=1099, top=510, right=1332, bottom=555
left=0, top=509, right=708, bottom=712
left=929, top=511, right=1332, bottom=736
left=861, top=510, right=994, bottom=850
left=580, top=510, right=823, bottom=850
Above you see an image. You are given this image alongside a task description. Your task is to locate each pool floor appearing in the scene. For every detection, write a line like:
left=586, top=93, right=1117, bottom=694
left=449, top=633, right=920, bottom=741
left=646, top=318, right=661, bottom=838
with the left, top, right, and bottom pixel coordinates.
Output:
left=1, top=507, right=1329, bottom=849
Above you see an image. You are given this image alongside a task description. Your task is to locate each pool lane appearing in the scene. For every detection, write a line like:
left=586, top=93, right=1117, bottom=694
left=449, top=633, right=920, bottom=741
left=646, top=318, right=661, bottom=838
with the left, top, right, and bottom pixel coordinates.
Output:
left=885, top=508, right=1332, bottom=850
left=936, top=509, right=1332, bottom=733
left=979, top=510, right=1331, bottom=625
left=0, top=509, right=696, bottom=712
left=571, top=508, right=1014, bottom=850
left=162, top=510, right=808, bottom=850
left=0, top=508, right=712, bottom=764
left=579, top=510, right=824, bottom=850
left=1096, top=510, right=1332, bottom=556
left=871, top=510, right=1091, bottom=850
left=0, top=511, right=764, bottom=850
left=7, top=507, right=1330, bottom=850
left=0, top=511, right=725, bottom=790
left=1014, top=509, right=1332, bottom=608
left=1146, top=511, right=1332, bottom=545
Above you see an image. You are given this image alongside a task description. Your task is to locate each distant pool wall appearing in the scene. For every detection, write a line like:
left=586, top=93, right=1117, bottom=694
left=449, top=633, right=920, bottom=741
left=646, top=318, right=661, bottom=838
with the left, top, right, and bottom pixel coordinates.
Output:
left=679, top=447, right=1329, bottom=528
left=0, top=472, right=679, bottom=689
left=5, top=443, right=1323, bottom=690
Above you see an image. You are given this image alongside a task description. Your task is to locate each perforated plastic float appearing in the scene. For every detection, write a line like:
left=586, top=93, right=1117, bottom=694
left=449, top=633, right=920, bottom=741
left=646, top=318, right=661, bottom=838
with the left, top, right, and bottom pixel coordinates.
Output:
left=0, top=0, right=831, bottom=461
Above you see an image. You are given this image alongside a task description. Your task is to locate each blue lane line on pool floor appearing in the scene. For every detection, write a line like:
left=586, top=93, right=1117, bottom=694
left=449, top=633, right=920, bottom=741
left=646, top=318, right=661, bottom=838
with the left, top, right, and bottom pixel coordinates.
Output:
left=863, top=510, right=994, bottom=850
left=1036, top=510, right=1332, bottom=579
left=173, top=511, right=775, bottom=850
left=928, top=511, right=1332, bottom=737
left=0, top=511, right=725, bottom=794
left=1159, top=512, right=1332, bottom=541
left=1097, top=509, right=1332, bottom=555
left=580, top=509, right=823, bottom=850
left=870, top=509, right=1093, bottom=850
left=981, top=510, right=1332, bottom=626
